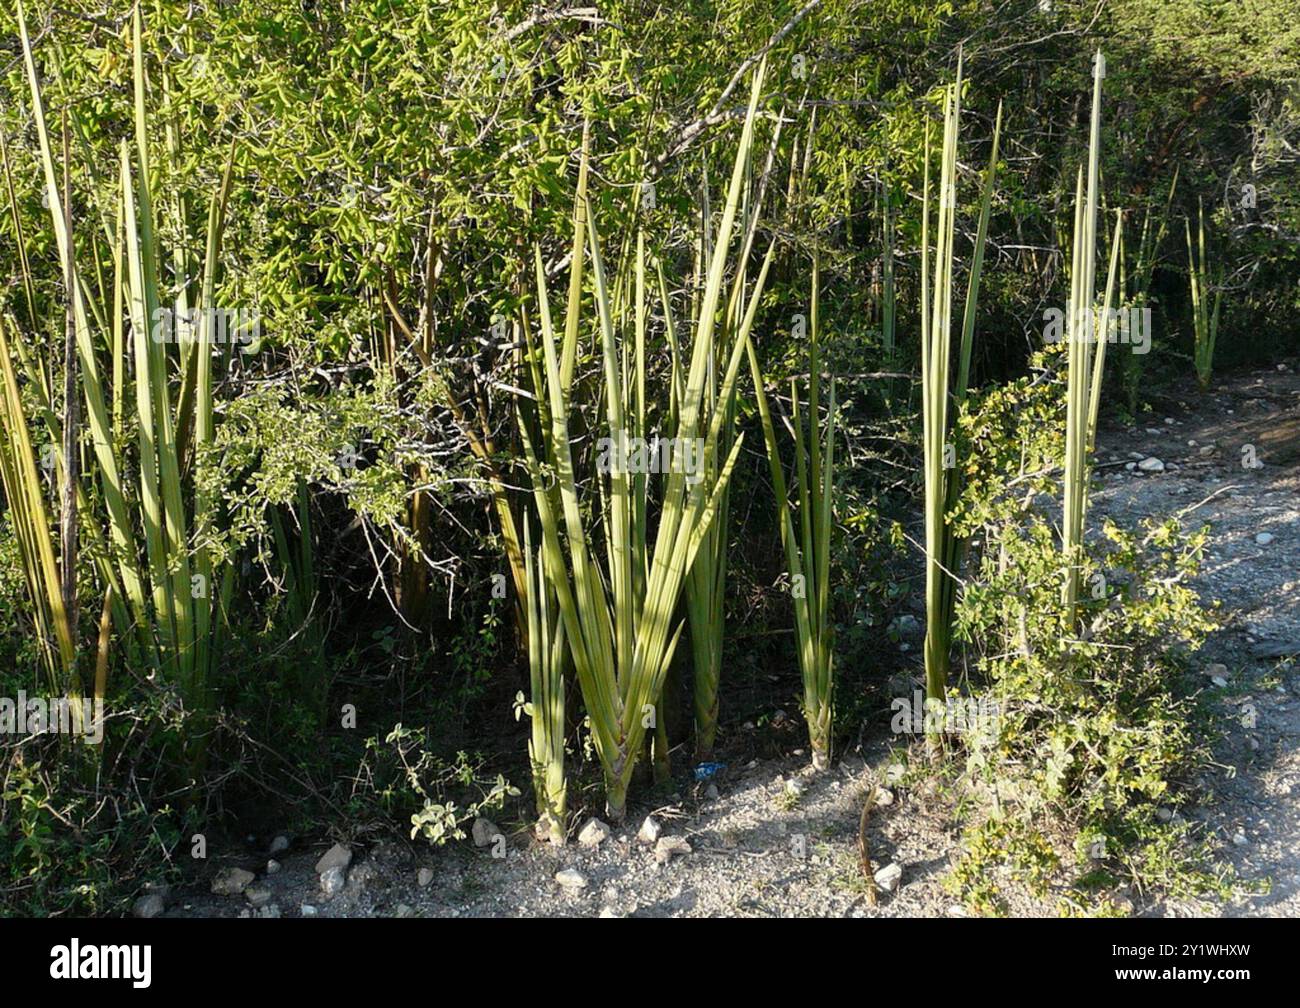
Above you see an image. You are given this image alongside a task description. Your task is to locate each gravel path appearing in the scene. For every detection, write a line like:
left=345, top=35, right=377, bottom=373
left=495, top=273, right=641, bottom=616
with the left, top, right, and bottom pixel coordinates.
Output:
left=1090, top=365, right=1300, bottom=917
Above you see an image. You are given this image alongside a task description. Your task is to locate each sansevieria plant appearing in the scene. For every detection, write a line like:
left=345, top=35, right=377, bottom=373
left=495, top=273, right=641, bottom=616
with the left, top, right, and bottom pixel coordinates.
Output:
left=1, top=5, right=236, bottom=762
left=518, top=62, right=775, bottom=821
left=1186, top=197, right=1222, bottom=393
left=1061, top=51, right=1123, bottom=621
left=520, top=520, right=566, bottom=843
left=919, top=57, right=1002, bottom=709
left=748, top=251, right=837, bottom=770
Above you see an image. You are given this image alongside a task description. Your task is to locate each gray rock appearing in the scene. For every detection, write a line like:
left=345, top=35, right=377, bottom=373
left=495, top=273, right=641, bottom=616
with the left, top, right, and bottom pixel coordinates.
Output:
left=266, top=859, right=281, bottom=875
left=268, top=834, right=290, bottom=856
left=1252, top=640, right=1300, bottom=659
left=653, top=836, right=692, bottom=864
left=320, top=866, right=346, bottom=898
left=704, top=783, right=720, bottom=801
left=245, top=886, right=273, bottom=908
left=1137, top=457, right=1165, bottom=472
left=636, top=816, right=661, bottom=845
left=874, top=862, right=903, bottom=893
left=555, top=868, right=588, bottom=889
left=314, top=842, right=353, bottom=874
left=417, top=868, right=434, bottom=888
left=578, top=818, right=612, bottom=847
left=300, top=904, right=318, bottom=917
left=254, top=904, right=281, bottom=919
left=132, top=893, right=166, bottom=918
left=394, top=903, right=417, bottom=918
left=1255, top=532, right=1276, bottom=546
left=210, top=867, right=255, bottom=897
left=472, top=817, right=500, bottom=848
left=890, top=614, right=922, bottom=639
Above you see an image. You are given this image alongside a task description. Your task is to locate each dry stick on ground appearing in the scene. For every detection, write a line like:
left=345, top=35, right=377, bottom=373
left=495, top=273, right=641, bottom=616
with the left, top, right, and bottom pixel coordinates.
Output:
left=858, top=777, right=878, bottom=907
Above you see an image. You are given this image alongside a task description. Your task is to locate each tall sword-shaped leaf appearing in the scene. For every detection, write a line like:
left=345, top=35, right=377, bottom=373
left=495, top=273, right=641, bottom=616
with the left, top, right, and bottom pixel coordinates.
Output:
left=1061, top=50, right=1106, bottom=620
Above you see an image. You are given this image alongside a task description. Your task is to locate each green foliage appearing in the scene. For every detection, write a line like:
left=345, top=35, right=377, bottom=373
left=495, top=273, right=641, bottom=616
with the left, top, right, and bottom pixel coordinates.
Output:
left=941, top=355, right=1231, bottom=915
left=358, top=725, right=517, bottom=847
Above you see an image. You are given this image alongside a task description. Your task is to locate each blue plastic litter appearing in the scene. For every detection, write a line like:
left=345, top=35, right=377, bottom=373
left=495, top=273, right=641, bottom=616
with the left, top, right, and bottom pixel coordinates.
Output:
left=693, top=762, right=727, bottom=781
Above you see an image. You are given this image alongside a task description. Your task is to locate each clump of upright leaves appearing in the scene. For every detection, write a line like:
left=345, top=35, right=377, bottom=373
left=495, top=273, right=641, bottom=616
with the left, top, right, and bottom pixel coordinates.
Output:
left=519, top=64, right=775, bottom=821
left=1186, top=198, right=1222, bottom=392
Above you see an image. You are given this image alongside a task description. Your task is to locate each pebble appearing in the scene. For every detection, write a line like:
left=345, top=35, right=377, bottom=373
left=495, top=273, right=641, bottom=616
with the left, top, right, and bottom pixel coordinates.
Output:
left=472, top=818, right=501, bottom=848
left=132, top=893, right=166, bottom=918
left=268, top=834, right=290, bottom=856
left=245, top=886, right=273, bottom=908
left=637, top=816, right=662, bottom=845
left=1255, top=532, right=1275, bottom=546
left=1138, top=457, right=1165, bottom=472
left=301, top=904, right=318, bottom=917
left=320, top=866, right=346, bottom=898
left=315, top=842, right=353, bottom=875
left=266, top=860, right=281, bottom=875
left=210, top=867, right=255, bottom=897
left=654, top=836, right=693, bottom=864
left=555, top=868, right=589, bottom=889
left=704, top=783, right=720, bottom=800
left=874, top=862, right=903, bottom=893
left=578, top=818, right=612, bottom=847
left=417, top=868, right=434, bottom=888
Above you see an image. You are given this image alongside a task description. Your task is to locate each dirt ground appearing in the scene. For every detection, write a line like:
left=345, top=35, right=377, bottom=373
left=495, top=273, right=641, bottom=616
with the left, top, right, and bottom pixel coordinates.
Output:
left=163, top=364, right=1300, bottom=919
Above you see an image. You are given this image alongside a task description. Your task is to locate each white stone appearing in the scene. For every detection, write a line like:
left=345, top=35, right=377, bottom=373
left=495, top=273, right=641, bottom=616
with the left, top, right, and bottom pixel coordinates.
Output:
left=636, top=816, right=662, bottom=845
left=320, top=866, right=346, bottom=897
left=874, top=862, right=903, bottom=893
left=314, top=842, right=352, bottom=874
left=472, top=818, right=500, bottom=848
left=555, top=868, right=588, bottom=889
left=578, top=818, right=612, bottom=847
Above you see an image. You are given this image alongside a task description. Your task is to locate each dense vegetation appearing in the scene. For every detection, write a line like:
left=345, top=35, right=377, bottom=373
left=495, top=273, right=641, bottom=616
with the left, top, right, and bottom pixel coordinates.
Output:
left=1, top=0, right=1296, bottom=916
